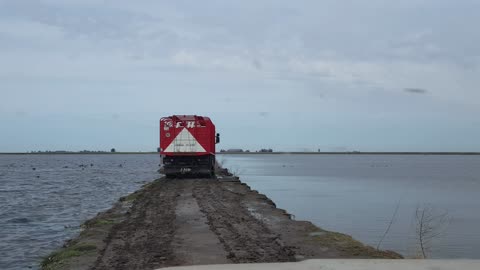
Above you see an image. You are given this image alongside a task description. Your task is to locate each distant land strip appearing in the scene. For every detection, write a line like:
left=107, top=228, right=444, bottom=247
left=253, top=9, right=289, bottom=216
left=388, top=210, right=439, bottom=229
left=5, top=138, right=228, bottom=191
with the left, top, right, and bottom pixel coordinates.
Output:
left=1, top=152, right=480, bottom=155
left=218, top=152, right=480, bottom=155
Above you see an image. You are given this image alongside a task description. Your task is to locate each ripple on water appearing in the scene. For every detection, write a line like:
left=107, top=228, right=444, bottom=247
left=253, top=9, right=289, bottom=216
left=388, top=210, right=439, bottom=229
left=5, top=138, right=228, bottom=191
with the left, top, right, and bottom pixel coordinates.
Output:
left=6, top=218, right=32, bottom=224
left=0, top=154, right=160, bottom=270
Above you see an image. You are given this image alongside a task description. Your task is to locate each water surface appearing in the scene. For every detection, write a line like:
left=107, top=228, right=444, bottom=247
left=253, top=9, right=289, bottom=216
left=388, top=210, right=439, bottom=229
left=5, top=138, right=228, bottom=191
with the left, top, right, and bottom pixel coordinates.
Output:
left=1, top=153, right=479, bottom=269
left=0, top=154, right=160, bottom=270
left=220, top=154, right=480, bottom=258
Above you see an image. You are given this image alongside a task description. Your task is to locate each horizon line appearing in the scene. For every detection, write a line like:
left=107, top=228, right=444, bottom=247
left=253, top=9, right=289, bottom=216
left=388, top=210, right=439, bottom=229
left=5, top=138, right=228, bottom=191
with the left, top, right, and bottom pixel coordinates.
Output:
left=1, top=151, right=480, bottom=155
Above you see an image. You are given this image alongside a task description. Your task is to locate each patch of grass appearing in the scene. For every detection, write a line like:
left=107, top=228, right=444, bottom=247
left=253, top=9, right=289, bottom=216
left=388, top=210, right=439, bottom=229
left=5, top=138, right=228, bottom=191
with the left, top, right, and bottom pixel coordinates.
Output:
left=41, top=243, right=96, bottom=270
left=141, top=181, right=155, bottom=189
left=82, top=216, right=121, bottom=229
left=119, top=191, right=140, bottom=202
left=78, top=229, right=96, bottom=238
left=93, top=219, right=117, bottom=226
left=309, top=231, right=402, bottom=258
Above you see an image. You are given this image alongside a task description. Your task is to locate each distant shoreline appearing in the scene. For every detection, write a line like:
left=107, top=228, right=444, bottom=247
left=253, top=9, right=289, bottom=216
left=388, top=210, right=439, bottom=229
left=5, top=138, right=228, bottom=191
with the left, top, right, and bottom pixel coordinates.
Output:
left=218, top=152, right=480, bottom=155
left=1, top=152, right=480, bottom=155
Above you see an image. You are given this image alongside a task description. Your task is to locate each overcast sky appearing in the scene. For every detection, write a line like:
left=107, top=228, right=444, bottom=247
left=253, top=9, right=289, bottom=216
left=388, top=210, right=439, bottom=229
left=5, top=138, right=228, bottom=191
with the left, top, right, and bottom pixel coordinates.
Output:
left=1, top=0, right=479, bottom=152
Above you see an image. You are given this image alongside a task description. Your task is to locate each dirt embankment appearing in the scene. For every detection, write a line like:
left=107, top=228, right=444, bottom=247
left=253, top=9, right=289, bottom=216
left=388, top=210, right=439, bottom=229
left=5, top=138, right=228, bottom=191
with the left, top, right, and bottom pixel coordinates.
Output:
left=42, top=175, right=401, bottom=270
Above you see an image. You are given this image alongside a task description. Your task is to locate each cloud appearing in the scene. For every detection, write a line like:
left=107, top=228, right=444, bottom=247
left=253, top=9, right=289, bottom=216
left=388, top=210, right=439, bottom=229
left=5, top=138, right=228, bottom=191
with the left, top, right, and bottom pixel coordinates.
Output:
left=0, top=1, right=160, bottom=40
left=252, top=59, right=262, bottom=70
left=1, top=0, right=480, bottom=107
left=404, top=88, right=428, bottom=94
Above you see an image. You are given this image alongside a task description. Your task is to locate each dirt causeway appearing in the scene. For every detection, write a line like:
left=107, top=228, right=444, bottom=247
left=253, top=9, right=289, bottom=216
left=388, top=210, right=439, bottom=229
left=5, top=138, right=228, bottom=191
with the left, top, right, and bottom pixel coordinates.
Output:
left=42, top=175, right=402, bottom=270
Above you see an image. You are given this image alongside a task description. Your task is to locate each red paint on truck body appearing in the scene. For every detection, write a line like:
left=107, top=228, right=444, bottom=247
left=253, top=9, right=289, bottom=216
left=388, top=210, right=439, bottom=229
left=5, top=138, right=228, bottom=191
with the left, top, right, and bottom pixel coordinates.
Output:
left=160, top=115, right=216, bottom=156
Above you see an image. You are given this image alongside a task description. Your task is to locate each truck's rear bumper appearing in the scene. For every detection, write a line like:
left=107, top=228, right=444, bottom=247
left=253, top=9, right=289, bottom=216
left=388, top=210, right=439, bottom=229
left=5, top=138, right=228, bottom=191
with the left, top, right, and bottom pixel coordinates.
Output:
left=162, top=154, right=215, bottom=178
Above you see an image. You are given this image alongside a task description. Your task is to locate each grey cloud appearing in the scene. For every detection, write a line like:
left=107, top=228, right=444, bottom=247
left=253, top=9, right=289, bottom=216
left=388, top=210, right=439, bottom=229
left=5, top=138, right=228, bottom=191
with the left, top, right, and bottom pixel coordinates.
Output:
left=252, top=59, right=262, bottom=70
left=404, top=88, right=428, bottom=94
left=1, top=0, right=479, bottom=106
left=0, top=1, right=162, bottom=41
left=3, top=0, right=479, bottom=69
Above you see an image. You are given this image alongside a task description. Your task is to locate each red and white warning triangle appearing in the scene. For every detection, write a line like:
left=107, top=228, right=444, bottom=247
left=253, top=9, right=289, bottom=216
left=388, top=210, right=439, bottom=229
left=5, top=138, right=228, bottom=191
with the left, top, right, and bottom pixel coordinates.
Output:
left=164, top=128, right=207, bottom=153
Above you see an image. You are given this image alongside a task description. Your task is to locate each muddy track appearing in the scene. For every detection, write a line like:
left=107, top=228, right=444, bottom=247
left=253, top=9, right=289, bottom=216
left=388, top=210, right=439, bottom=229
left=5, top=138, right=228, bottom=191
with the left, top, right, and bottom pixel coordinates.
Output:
left=44, top=176, right=401, bottom=270
left=91, top=178, right=295, bottom=268
left=92, top=179, right=180, bottom=270
left=192, top=180, right=296, bottom=263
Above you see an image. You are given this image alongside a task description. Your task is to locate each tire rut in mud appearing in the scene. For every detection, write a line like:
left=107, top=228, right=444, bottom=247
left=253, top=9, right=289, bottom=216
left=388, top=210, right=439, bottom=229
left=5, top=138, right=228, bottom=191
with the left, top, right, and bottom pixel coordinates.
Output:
left=92, top=179, right=180, bottom=270
left=192, top=180, right=296, bottom=263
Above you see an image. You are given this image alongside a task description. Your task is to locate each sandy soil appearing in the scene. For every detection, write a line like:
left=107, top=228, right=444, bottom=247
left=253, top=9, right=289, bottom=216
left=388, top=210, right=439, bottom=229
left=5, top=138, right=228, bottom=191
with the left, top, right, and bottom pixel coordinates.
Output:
left=41, top=174, right=401, bottom=270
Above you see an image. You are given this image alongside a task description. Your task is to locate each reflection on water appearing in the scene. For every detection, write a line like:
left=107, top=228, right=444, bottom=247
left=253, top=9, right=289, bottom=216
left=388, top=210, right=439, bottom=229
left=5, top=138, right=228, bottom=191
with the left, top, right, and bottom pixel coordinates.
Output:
left=220, top=154, right=480, bottom=259
left=0, top=154, right=160, bottom=270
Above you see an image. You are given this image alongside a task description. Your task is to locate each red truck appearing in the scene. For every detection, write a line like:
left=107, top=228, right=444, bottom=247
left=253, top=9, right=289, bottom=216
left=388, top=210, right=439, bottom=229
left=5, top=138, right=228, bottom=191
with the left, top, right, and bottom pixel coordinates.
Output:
left=159, top=115, right=220, bottom=178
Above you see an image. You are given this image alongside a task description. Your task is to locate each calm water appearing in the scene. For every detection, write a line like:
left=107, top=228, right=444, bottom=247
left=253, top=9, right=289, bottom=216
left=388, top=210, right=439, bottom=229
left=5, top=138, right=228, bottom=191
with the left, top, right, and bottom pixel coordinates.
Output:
left=1, top=154, right=480, bottom=269
left=0, top=154, right=160, bottom=270
left=219, top=154, right=480, bottom=259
